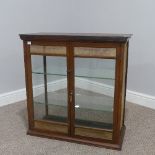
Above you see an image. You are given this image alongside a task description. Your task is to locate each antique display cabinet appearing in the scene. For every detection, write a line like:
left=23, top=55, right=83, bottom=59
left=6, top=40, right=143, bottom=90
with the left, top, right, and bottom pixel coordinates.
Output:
left=20, top=33, right=131, bottom=150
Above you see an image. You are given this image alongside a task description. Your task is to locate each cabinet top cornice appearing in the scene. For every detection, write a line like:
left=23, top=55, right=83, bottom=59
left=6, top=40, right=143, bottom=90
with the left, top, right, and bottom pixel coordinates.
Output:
left=20, top=33, right=132, bottom=42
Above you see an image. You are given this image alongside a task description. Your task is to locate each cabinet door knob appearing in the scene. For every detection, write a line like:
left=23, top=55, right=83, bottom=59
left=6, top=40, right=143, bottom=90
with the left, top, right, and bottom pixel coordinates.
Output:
left=69, top=91, right=73, bottom=103
left=67, top=70, right=72, bottom=73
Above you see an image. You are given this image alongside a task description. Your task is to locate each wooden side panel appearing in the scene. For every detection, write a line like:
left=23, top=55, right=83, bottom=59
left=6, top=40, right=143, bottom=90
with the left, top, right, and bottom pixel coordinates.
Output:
left=75, top=127, right=112, bottom=140
left=120, top=43, right=128, bottom=129
left=74, top=47, right=116, bottom=58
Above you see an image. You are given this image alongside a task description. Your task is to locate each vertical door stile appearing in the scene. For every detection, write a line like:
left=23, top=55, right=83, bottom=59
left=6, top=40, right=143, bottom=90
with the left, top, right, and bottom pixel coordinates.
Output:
left=71, top=43, right=75, bottom=137
left=23, top=41, right=34, bottom=129
left=67, top=42, right=75, bottom=136
left=43, top=56, right=49, bottom=116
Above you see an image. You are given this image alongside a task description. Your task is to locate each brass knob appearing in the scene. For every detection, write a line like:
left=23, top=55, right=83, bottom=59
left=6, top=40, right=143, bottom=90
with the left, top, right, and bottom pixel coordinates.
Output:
left=69, top=91, right=73, bottom=103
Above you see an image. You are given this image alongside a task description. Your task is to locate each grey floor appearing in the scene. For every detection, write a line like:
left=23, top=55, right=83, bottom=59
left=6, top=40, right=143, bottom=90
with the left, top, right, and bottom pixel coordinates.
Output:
left=0, top=101, right=155, bottom=155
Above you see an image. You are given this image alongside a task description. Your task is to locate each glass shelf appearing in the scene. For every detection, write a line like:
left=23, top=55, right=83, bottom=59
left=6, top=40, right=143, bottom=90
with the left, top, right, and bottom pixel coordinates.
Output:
left=31, top=56, right=115, bottom=80
left=32, top=68, right=115, bottom=80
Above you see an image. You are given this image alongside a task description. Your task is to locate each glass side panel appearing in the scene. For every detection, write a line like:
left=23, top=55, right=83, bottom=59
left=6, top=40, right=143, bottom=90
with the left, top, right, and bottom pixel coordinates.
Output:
left=31, top=55, right=68, bottom=127
left=74, top=57, right=116, bottom=132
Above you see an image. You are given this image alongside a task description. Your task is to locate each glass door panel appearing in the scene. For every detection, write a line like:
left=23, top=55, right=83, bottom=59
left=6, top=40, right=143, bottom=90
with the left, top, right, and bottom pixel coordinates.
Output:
left=74, top=47, right=116, bottom=140
left=31, top=55, right=68, bottom=133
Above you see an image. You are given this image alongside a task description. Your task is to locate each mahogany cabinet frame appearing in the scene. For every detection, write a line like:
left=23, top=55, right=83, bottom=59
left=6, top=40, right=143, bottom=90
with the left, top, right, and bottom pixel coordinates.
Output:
left=20, top=33, right=131, bottom=150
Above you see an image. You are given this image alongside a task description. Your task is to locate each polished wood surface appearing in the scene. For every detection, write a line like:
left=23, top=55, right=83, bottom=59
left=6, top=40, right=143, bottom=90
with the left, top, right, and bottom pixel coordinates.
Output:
left=34, top=120, right=68, bottom=134
left=27, top=125, right=126, bottom=150
left=20, top=33, right=132, bottom=43
left=23, top=41, right=34, bottom=129
left=75, top=126, right=112, bottom=140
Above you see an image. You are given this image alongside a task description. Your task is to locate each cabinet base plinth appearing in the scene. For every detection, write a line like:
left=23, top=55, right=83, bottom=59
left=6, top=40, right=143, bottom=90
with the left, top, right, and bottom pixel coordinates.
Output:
left=27, top=125, right=125, bottom=150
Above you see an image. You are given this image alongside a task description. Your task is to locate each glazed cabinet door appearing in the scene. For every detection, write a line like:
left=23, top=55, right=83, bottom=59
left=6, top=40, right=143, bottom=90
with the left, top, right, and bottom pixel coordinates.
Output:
left=71, top=43, right=117, bottom=141
left=27, top=42, right=69, bottom=135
